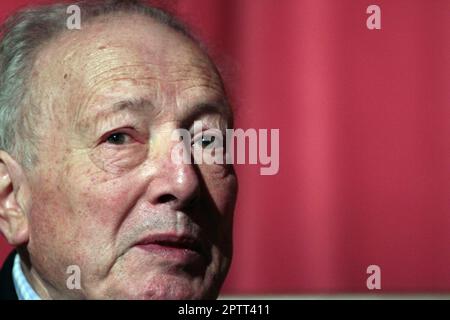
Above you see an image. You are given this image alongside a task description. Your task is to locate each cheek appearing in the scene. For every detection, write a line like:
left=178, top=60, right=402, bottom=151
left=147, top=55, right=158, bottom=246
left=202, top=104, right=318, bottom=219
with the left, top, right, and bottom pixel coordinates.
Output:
left=66, top=166, right=144, bottom=234
left=88, top=143, right=149, bottom=175
left=30, top=160, right=144, bottom=260
left=197, top=165, right=237, bottom=254
left=27, top=171, right=88, bottom=285
left=33, top=158, right=155, bottom=288
left=79, top=177, right=141, bottom=227
left=200, top=165, right=238, bottom=214
left=28, top=172, right=70, bottom=244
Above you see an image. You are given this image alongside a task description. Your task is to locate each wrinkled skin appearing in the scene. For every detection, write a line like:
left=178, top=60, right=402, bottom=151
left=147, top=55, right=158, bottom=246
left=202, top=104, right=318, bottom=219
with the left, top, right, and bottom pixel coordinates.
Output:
left=17, top=13, right=237, bottom=299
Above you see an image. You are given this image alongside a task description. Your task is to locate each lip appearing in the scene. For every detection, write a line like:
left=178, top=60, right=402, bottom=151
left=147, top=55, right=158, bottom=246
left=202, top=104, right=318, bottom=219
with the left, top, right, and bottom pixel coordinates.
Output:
left=134, top=233, right=206, bottom=262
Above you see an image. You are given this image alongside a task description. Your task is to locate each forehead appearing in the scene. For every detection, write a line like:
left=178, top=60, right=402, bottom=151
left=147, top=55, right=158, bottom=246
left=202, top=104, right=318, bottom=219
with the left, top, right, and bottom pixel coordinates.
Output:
left=32, top=13, right=225, bottom=122
left=46, top=13, right=214, bottom=70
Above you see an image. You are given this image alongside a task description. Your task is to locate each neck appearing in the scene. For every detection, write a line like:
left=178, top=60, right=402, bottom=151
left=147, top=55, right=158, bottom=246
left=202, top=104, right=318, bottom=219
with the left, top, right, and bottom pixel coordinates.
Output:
left=17, top=249, right=54, bottom=299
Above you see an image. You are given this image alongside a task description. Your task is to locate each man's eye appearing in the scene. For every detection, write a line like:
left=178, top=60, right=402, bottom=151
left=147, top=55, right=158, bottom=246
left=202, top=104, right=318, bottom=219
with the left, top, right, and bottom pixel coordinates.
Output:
left=193, top=135, right=221, bottom=149
left=106, top=132, right=131, bottom=145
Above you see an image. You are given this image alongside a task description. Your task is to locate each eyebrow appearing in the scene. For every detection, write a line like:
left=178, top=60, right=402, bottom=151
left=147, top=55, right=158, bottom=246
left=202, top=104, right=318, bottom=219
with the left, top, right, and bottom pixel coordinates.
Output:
left=111, top=98, right=154, bottom=113
left=77, top=98, right=154, bottom=129
left=77, top=97, right=232, bottom=133
left=95, top=98, right=156, bottom=122
left=180, top=100, right=233, bottom=128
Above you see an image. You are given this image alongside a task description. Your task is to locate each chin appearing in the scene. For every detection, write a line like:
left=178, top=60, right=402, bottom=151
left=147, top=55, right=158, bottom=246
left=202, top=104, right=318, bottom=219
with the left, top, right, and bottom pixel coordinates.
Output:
left=113, top=274, right=217, bottom=300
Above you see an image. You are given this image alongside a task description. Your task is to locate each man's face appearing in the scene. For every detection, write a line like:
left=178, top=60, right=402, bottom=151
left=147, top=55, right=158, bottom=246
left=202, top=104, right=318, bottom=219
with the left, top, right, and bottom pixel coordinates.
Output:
left=24, top=14, right=237, bottom=299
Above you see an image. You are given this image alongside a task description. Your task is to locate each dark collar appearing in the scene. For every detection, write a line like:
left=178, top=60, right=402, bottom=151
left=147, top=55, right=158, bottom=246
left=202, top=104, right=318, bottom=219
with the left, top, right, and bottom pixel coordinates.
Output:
left=0, top=250, right=19, bottom=300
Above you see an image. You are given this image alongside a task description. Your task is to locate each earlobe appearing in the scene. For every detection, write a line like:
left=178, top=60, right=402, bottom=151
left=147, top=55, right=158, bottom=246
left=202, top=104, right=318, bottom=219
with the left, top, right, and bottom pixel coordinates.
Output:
left=0, top=150, right=30, bottom=246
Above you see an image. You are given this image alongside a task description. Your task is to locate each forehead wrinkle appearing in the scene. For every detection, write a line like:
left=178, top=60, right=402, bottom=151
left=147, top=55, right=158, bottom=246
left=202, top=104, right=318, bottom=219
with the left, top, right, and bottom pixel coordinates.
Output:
left=61, top=33, right=219, bottom=120
left=170, top=77, right=223, bottom=94
left=167, top=61, right=221, bottom=80
left=78, top=58, right=217, bottom=109
left=84, top=65, right=160, bottom=92
left=75, top=97, right=156, bottom=134
left=73, top=72, right=225, bottom=135
left=56, top=30, right=224, bottom=136
left=72, top=74, right=157, bottom=130
left=113, top=98, right=154, bottom=112
left=78, top=37, right=212, bottom=88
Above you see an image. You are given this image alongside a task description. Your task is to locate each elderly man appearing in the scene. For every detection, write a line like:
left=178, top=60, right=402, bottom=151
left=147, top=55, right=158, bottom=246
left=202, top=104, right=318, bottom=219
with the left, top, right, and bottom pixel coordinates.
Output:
left=0, top=0, right=237, bottom=300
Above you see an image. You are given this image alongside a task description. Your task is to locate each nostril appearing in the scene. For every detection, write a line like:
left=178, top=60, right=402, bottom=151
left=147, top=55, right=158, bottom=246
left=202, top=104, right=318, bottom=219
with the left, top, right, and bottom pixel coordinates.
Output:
left=158, top=194, right=177, bottom=204
left=156, top=193, right=199, bottom=209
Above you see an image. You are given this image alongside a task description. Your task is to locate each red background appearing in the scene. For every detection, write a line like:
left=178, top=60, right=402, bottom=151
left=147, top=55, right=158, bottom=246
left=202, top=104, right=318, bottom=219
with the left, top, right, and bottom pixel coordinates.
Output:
left=0, top=0, right=449, bottom=294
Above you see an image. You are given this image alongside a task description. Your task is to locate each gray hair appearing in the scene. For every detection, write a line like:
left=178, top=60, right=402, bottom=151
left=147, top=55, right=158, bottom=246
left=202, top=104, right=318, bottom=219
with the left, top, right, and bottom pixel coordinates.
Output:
left=0, top=0, right=197, bottom=168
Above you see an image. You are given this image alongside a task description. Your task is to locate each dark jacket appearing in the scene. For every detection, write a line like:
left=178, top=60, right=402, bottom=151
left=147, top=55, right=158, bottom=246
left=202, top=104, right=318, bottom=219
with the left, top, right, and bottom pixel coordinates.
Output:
left=0, top=250, right=18, bottom=300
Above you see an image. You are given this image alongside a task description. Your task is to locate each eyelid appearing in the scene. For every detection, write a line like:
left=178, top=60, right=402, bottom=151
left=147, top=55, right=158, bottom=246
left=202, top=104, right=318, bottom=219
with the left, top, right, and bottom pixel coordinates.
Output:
left=98, top=127, right=143, bottom=145
left=191, top=129, right=225, bottom=147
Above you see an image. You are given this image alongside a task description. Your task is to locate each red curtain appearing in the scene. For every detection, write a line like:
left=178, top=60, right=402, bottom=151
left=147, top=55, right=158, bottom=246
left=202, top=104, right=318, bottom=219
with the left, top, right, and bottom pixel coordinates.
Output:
left=0, top=0, right=449, bottom=294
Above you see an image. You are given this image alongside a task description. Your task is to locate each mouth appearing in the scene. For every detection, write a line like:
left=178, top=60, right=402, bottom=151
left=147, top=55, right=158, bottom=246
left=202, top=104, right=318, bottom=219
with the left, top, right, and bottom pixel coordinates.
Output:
left=134, top=233, right=207, bottom=263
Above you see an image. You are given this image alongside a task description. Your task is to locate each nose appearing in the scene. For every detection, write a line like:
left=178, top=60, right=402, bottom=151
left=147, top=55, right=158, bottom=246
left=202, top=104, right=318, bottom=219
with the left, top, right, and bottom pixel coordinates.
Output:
left=146, top=141, right=200, bottom=210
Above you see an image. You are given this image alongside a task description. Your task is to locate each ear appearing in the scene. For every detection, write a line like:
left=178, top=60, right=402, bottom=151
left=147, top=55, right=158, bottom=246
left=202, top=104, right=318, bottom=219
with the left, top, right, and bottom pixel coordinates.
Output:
left=0, top=150, right=31, bottom=246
